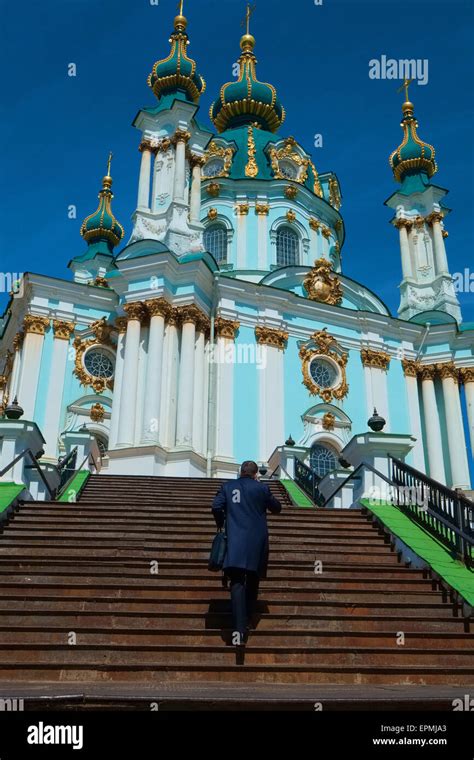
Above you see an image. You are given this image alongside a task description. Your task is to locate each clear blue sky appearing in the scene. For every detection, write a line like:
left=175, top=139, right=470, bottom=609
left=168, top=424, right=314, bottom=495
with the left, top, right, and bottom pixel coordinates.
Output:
left=1, top=0, right=473, bottom=321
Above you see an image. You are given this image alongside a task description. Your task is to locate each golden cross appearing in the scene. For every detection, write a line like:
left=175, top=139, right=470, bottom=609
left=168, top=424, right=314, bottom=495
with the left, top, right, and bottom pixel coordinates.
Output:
left=397, top=77, right=413, bottom=102
left=107, top=151, right=113, bottom=175
left=177, top=0, right=184, bottom=14
left=241, top=2, right=256, bottom=34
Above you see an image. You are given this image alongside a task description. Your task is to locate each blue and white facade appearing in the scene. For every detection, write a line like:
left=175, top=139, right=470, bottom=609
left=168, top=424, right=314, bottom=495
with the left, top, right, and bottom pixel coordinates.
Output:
left=0, top=11, right=473, bottom=489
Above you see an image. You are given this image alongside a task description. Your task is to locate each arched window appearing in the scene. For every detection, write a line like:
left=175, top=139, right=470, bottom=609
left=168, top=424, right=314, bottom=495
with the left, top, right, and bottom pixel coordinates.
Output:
left=310, top=443, right=338, bottom=478
left=276, top=227, right=299, bottom=266
left=204, top=224, right=228, bottom=264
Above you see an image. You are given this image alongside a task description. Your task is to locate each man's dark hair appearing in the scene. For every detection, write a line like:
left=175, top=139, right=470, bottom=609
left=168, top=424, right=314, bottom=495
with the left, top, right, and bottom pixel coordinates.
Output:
left=240, top=460, right=259, bottom=478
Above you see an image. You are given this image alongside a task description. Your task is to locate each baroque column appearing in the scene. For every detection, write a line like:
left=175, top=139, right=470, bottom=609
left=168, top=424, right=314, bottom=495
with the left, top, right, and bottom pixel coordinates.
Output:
left=214, top=318, right=240, bottom=462
left=256, top=202, right=269, bottom=270
left=401, top=359, right=425, bottom=471
left=137, top=141, right=154, bottom=212
left=361, top=349, right=391, bottom=432
left=43, top=320, right=75, bottom=459
left=175, top=305, right=201, bottom=448
left=460, top=367, right=474, bottom=455
left=109, top=318, right=127, bottom=449
left=10, top=332, right=24, bottom=399
left=160, top=309, right=181, bottom=448
left=192, top=313, right=210, bottom=455
left=17, top=315, right=50, bottom=420
left=256, top=326, right=288, bottom=464
left=172, top=130, right=191, bottom=204
left=189, top=155, right=205, bottom=224
left=426, top=211, right=449, bottom=276
left=141, top=298, right=171, bottom=444
left=117, top=303, right=146, bottom=447
left=394, top=219, right=413, bottom=279
left=438, top=363, right=470, bottom=490
left=419, top=364, right=446, bottom=484
left=235, top=203, right=249, bottom=268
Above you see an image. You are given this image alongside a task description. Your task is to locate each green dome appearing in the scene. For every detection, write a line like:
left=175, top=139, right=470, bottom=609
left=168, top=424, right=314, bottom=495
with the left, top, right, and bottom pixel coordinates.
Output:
left=389, top=100, right=437, bottom=183
left=210, top=34, right=285, bottom=134
left=147, top=14, right=205, bottom=104
left=80, top=167, right=124, bottom=252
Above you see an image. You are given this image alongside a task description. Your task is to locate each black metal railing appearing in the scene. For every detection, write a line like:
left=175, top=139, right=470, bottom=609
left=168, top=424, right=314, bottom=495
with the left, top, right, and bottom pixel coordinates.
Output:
left=390, top=457, right=473, bottom=569
left=57, top=447, right=78, bottom=492
left=56, top=450, right=100, bottom=499
left=0, top=449, right=56, bottom=500
left=294, top=458, right=324, bottom=506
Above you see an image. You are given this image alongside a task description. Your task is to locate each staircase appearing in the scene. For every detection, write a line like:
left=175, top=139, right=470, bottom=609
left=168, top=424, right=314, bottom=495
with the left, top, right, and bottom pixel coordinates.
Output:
left=0, top=474, right=472, bottom=709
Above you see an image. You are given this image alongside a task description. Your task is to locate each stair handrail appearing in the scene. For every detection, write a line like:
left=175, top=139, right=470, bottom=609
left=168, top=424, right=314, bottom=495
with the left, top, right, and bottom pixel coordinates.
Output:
left=0, top=448, right=56, bottom=500
left=294, top=457, right=324, bottom=506
left=56, top=450, right=100, bottom=498
left=390, top=456, right=473, bottom=567
left=57, top=447, right=78, bottom=491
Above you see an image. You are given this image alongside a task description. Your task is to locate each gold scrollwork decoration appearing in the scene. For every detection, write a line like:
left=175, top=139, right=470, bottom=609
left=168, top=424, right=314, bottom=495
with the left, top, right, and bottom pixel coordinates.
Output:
left=203, top=141, right=235, bottom=178
left=299, top=329, right=349, bottom=402
left=303, top=258, right=343, bottom=306
left=73, top=319, right=116, bottom=394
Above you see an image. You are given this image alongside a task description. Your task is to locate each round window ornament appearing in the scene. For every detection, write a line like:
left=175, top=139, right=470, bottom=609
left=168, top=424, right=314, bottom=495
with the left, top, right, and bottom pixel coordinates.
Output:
left=203, top=158, right=225, bottom=178
left=309, top=357, right=339, bottom=389
left=84, top=348, right=115, bottom=380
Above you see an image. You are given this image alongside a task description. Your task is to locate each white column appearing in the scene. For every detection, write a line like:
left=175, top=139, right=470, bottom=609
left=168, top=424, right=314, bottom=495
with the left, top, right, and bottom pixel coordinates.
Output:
left=439, top=365, right=471, bottom=490
left=461, top=369, right=474, bottom=455
left=189, top=158, right=203, bottom=223
left=361, top=351, right=391, bottom=431
left=321, top=229, right=331, bottom=259
left=214, top=320, right=238, bottom=460
left=396, top=220, right=413, bottom=279
left=192, top=326, right=207, bottom=454
left=160, top=314, right=180, bottom=448
left=117, top=304, right=145, bottom=447
left=309, top=221, right=320, bottom=260
left=173, top=133, right=188, bottom=203
left=43, top=321, right=75, bottom=459
left=10, top=334, right=23, bottom=398
left=402, top=362, right=426, bottom=471
left=257, top=206, right=269, bottom=269
left=141, top=299, right=169, bottom=444
left=236, top=206, right=248, bottom=268
left=430, top=214, right=449, bottom=275
left=137, top=144, right=153, bottom=211
left=17, top=316, right=50, bottom=420
left=257, top=329, right=286, bottom=463
left=109, top=320, right=127, bottom=449
left=176, top=308, right=197, bottom=447
left=420, top=366, right=446, bottom=484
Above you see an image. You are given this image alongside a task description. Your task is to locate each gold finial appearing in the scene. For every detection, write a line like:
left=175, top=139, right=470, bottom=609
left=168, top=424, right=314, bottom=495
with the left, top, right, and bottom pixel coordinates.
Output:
left=103, top=151, right=113, bottom=189
left=175, top=0, right=187, bottom=31
left=240, top=2, right=256, bottom=52
left=397, top=77, right=414, bottom=115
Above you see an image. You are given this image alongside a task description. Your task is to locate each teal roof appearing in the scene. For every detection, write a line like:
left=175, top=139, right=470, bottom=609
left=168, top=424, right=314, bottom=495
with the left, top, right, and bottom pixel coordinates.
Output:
left=210, top=35, right=284, bottom=133
left=207, top=126, right=323, bottom=197
left=389, top=101, right=437, bottom=184
left=80, top=172, right=124, bottom=254
left=147, top=15, right=205, bottom=105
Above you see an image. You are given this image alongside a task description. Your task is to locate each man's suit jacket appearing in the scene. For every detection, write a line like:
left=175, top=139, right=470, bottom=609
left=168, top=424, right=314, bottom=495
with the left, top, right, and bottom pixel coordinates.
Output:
left=212, top=477, right=282, bottom=577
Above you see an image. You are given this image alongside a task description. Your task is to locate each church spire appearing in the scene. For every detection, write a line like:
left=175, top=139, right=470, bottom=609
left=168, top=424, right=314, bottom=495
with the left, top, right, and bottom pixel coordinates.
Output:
left=147, top=3, right=206, bottom=104
left=80, top=154, right=124, bottom=253
left=210, top=4, right=285, bottom=133
left=389, top=80, right=438, bottom=187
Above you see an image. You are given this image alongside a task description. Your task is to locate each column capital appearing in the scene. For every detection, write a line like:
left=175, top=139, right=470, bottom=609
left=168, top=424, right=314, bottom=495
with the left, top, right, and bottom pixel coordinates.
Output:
left=23, top=315, right=50, bottom=335
left=361, top=348, right=391, bottom=370
left=255, top=325, right=289, bottom=350
left=138, top=140, right=156, bottom=155
left=393, top=217, right=413, bottom=230
left=255, top=203, right=270, bottom=216
left=171, top=129, right=192, bottom=145
left=437, top=361, right=459, bottom=383
left=418, top=363, right=438, bottom=381
left=235, top=202, right=249, bottom=216
left=115, top=317, right=128, bottom=334
left=215, top=317, right=240, bottom=341
left=123, top=302, right=147, bottom=323
left=12, top=332, right=24, bottom=352
left=146, top=298, right=172, bottom=320
left=178, top=304, right=205, bottom=326
left=401, top=359, right=420, bottom=377
left=53, top=320, right=75, bottom=341
left=460, top=367, right=474, bottom=384
left=425, top=211, right=444, bottom=226
left=190, top=153, right=206, bottom=168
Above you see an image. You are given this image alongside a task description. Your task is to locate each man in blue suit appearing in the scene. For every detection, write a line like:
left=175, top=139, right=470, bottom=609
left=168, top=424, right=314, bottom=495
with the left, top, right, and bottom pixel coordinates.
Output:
left=212, top=460, right=282, bottom=645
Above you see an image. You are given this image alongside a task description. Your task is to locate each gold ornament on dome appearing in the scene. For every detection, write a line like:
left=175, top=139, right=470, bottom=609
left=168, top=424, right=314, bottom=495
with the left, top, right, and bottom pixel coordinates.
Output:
left=269, top=140, right=309, bottom=184
left=303, top=258, right=343, bottom=306
left=203, top=141, right=234, bottom=178
left=328, top=178, right=342, bottom=210
left=90, top=403, right=105, bottom=423
left=299, top=328, right=349, bottom=402
left=73, top=318, right=116, bottom=394
left=207, top=208, right=218, bottom=220
left=285, top=185, right=298, bottom=200
left=286, top=210, right=296, bottom=223
left=206, top=182, right=221, bottom=197
left=245, top=126, right=259, bottom=178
